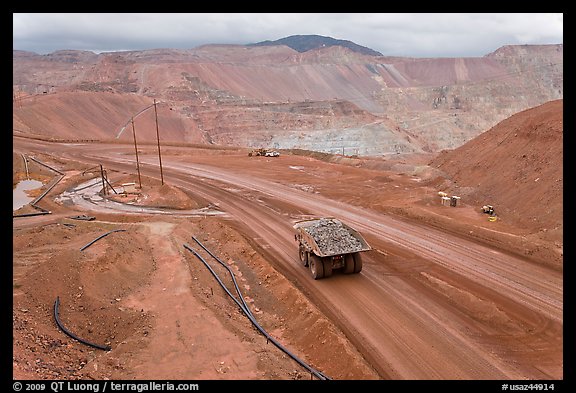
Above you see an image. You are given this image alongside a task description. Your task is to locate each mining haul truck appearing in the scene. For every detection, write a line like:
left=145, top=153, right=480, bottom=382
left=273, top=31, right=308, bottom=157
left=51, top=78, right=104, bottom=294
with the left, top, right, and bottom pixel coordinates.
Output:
left=294, top=217, right=371, bottom=279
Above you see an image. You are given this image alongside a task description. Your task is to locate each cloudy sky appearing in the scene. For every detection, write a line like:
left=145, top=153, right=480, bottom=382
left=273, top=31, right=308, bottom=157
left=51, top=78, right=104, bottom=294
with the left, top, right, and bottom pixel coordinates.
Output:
left=13, top=13, right=563, bottom=58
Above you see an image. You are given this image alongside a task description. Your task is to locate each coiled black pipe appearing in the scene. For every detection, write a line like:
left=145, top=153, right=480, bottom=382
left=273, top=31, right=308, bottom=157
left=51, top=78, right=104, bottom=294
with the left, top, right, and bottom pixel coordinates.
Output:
left=80, top=229, right=126, bottom=251
left=53, top=296, right=111, bottom=351
left=183, top=242, right=331, bottom=380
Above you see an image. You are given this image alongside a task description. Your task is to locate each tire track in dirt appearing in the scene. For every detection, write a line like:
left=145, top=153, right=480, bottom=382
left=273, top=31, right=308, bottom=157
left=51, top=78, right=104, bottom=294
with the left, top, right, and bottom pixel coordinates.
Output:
left=24, top=141, right=562, bottom=379
left=154, top=158, right=562, bottom=379
left=146, top=162, right=534, bottom=379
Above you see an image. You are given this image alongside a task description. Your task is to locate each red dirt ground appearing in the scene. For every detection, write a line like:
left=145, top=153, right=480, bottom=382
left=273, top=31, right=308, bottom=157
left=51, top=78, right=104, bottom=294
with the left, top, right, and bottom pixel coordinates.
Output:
left=12, top=100, right=562, bottom=380
left=13, top=157, right=379, bottom=380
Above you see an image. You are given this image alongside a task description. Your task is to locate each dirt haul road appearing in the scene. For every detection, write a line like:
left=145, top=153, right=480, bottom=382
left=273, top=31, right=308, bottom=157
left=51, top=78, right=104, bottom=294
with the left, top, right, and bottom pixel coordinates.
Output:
left=14, top=139, right=563, bottom=380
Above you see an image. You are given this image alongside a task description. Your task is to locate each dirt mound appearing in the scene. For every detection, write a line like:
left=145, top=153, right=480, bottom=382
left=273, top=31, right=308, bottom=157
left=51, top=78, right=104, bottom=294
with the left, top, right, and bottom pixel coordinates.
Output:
left=12, top=91, right=202, bottom=143
left=429, top=99, right=562, bottom=233
left=108, top=175, right=200, bottom=210
left=13, top=223, right=153, bottom=379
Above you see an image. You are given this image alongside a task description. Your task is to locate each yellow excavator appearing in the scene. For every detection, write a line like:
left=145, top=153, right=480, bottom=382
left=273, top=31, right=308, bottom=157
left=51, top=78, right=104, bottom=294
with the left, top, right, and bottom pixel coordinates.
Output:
left=248, top=148, right=280, bottom=157
left=481, top=205, right=498, bottom=221
left=481, top=205, right=495, bottom=215
left=248, top=148, right=267, bottom=157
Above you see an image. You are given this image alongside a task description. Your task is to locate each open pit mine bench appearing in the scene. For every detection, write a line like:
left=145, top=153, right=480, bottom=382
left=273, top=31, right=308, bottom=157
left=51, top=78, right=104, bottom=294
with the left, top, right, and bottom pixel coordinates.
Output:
left=294, top=218, right=371, bottom=279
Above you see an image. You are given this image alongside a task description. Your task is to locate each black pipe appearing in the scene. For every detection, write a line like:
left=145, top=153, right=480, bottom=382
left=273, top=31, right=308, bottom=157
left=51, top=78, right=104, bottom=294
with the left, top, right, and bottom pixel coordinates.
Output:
left=13, top=211, right=51, bottom=218
left=80, top=229, right=126, bottom=251
left=191, top=236, right=253, bottom=319
left=13, top=156, right=66, bottom=218
left=53, top=297, right=111, bottom=351
left=103, top=171, right=118, bottom=194
left=30, top=174, right=64, bottom=207
left=27, top=156, right=64, bottom=175
left=74, top=179, right=104, bottom=192
left=13, top=169, right=64, bottom=218
left=183, top=243, right=330, bottom=380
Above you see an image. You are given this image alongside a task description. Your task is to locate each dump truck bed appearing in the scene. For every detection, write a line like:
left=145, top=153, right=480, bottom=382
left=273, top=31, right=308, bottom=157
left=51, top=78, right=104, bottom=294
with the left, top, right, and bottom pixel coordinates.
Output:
left=293, top=218, right=371, bottom=257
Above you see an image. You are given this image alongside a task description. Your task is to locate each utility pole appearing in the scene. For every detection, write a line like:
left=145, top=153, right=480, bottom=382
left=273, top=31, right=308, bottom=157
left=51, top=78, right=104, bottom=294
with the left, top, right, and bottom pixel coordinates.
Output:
left=131, top=118, right=142, bottom=189
left=100, top=164, right=107, bottom=195
left=154, top=99, right=164, bottom=185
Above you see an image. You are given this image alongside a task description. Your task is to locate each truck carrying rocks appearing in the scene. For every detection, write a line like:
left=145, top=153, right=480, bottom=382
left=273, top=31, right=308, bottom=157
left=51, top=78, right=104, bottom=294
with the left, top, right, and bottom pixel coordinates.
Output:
left=294, top=217, right=371, bottom=279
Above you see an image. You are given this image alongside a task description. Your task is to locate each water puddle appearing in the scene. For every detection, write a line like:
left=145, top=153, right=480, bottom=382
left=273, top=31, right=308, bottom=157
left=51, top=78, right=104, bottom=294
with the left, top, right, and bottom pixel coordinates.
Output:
left=55, top=177, right=226, bottom=217
left=13, top=179, right=43, bottom=211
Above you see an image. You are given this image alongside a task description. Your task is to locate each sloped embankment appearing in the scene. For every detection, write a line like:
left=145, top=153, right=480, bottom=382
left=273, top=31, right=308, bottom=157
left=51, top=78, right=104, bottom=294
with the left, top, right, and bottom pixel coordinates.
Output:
left=430, top=99, right=562, bottom=233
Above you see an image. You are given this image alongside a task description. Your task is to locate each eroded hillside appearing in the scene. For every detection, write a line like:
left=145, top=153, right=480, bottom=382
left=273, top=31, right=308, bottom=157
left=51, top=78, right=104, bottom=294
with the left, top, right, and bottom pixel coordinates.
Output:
left=430, top=99, right=562, bottom=240
left=13, top=44, right=562, bottom=155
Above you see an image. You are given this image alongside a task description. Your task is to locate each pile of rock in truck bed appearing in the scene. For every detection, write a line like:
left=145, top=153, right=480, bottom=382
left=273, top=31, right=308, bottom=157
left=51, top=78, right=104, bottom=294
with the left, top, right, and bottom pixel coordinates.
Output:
left=304, top=218, right=363, bottom=255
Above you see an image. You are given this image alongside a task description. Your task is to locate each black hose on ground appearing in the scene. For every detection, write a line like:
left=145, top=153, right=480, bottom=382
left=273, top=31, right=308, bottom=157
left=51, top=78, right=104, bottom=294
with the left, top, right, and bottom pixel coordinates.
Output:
left=53, top=296, right=111, bottom=351
left=12, top=211, right=51, bottom=218
left=71, top=179, right=102, bottom=192
left=27, top=156, right=64, bottom=175
left=183, top=242, right=331, bottom=380
left=191, top=236, right=254, bottom=319
left=80, top=229, right=126, bottom=251
left=30, top=174, right=65, bottom=207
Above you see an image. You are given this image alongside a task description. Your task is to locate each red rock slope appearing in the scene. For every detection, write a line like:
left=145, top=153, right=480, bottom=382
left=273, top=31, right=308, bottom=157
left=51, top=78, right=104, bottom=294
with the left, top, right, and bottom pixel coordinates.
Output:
left=12, top=91, right=204, bottom=143
left=430, top=99, right=562, bottom=231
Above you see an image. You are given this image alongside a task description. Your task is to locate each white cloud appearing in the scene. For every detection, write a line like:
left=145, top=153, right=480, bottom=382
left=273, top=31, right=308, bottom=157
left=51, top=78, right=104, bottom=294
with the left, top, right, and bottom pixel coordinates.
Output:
left=13, top=13, right=563, bottom=57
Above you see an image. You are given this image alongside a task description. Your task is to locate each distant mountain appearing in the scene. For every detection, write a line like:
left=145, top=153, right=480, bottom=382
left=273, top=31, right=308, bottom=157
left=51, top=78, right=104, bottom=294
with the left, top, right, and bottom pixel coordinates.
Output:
left=249, top=34, right=383, bottom=56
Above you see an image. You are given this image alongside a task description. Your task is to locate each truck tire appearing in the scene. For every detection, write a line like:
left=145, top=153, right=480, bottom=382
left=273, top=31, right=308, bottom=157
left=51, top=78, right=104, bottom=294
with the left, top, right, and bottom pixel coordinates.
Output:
left=343, top=254, right=355, bottom=274
left=309, top=254, right=324, bottom=280
left=353, top=253, right=363, bottom=274
left=299, top=246, right=308, bottom=267
left=322, top=257, right=333, bottom=278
